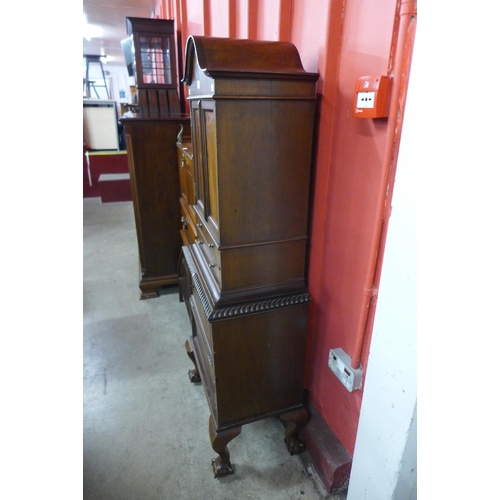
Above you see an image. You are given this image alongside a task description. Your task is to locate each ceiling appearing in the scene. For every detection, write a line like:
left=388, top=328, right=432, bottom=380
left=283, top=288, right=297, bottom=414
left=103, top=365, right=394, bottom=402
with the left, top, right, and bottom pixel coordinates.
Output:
left=83, top=0, right=157, bottom=67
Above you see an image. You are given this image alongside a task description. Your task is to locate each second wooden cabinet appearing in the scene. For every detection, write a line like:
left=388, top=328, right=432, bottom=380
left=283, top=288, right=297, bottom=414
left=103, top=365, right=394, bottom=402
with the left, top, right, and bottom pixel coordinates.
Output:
left=122, top=117, right=190, bottom=299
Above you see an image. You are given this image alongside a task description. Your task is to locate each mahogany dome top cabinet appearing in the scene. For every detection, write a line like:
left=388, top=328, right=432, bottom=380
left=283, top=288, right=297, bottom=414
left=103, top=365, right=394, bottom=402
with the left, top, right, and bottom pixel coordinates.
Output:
left=179, top=36, right=319, bottom=478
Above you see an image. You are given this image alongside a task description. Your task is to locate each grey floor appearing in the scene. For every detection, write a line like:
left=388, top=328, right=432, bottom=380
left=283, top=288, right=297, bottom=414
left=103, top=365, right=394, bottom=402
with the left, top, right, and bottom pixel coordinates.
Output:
left=83, top=198, right=346, bottom=500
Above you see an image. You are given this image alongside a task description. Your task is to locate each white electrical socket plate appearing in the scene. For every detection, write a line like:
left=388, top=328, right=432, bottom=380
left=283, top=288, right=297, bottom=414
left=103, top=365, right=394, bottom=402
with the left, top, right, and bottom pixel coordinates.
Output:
left=328, top=348, right=363, bottom=392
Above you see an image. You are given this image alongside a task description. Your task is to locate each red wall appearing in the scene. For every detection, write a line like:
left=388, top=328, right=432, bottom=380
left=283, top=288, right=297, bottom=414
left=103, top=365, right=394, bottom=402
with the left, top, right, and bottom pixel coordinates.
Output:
left=163, top=0, right=410, bottom=457
left=306, top=0, right=399, bottom=455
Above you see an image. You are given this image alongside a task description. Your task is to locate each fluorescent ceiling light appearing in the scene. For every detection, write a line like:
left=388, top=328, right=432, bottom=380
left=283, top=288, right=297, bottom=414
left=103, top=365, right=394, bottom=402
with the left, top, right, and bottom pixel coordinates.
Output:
left=83, top=13, right=102, bottom=41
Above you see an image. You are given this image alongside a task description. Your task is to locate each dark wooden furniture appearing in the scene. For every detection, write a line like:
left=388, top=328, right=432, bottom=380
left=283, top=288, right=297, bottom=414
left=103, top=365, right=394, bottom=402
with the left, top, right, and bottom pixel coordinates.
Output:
left=176, top=142, right=196, bottom=247
left=178, top=36, right=319, bottom=477
left=122, top=117, right=190, bottom=299
left=125, top=17, right=181, bottom=118
left=122, top=17, right=191, bottom=299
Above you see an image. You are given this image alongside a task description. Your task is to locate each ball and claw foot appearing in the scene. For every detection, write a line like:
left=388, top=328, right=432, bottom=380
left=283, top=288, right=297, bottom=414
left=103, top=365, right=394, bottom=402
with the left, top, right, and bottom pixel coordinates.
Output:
left=185, top=339, right=201, bottom=383
left=188, top=368, right=201, bottom=383
left=280, top=407, right=309, bottom=456
left=209, top=415, right=242, bottom=479
left=211, top=456, right=235, bottom=478
left=284, top=435, right=306, bottom=455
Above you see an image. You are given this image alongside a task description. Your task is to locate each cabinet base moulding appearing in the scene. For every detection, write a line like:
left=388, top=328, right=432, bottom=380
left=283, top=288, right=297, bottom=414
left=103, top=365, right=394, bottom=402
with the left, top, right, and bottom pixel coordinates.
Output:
left=138, top=274, right=179, bottom=300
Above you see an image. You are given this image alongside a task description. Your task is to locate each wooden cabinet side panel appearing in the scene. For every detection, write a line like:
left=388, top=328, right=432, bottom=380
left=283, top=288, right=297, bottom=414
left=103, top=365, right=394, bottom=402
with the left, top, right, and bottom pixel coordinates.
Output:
left=216, top=99, right=316, bottom=246
left=124, top=120, right=187, bottom=280
left=125, top=134, right=146, bottom=271
left=220, top=240, right=307, bottom=293
left=177, top=145, right=189, bottom=207
left=212, top=305, right=309, bottom=426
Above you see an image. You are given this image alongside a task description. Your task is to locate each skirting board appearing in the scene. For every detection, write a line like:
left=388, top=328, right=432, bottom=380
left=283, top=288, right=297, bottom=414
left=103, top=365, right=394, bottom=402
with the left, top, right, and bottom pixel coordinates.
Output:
left=300, top=395, right=352, bottom=493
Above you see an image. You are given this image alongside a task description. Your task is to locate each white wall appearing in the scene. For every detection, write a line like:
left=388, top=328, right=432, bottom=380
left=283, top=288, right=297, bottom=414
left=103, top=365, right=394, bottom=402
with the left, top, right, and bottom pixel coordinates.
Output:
left=83, top=61, right=136, bottom=111
left=106, top=64, right=136, bottom=106
left=346, top=27, right=418, bottom=500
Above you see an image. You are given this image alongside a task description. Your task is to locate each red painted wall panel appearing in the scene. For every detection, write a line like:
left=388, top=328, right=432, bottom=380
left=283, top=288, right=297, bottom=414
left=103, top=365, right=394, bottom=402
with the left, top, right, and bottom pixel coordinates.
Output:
left=171, top=0, right=407, bottom=457
left=210, top=0, right=230, bottom=37
left=289, top=0, right=329, bottom=72
left=306, top=0, right=398, bottom=454
left=255, top=0, right=280, bottom=40
left=184, top=0, right=206, bottom=36
left=234, top=0, right=249, bottom=39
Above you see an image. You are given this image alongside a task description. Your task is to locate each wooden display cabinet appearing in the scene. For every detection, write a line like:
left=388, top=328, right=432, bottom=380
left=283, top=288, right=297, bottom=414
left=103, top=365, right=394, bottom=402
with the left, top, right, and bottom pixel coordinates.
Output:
left=125, top=17, right=181, bottom=118
left=122, top=16, right=191, bottom=299
left=178, top=36, right=319, bottom=477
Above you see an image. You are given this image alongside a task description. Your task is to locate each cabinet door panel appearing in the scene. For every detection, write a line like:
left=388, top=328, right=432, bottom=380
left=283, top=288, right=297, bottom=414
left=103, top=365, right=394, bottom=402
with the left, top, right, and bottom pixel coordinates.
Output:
left=203, top=103, right=219, bottom=229
left=191, top=101, right=205, bottom=214
left=191, top=100, right=219, bottom=232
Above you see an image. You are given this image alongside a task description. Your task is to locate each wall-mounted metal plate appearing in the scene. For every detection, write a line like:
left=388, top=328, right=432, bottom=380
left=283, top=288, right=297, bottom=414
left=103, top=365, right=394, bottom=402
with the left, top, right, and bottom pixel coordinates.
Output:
left=328, top=348, right=363, bottom=392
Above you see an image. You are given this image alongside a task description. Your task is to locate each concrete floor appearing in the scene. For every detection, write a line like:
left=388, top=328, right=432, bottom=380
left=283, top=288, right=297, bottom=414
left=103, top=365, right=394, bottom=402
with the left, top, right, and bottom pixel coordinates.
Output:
left=83, top=198, right=346, bottom=500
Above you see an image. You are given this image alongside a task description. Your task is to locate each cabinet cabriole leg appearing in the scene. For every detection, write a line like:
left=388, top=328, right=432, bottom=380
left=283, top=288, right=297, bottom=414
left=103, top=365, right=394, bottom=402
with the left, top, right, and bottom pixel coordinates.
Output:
left=209, top=415, right=241, bottom=478
left=185, top=338, right=201, bottom=383
left=280, top=407, right=309, bottom=455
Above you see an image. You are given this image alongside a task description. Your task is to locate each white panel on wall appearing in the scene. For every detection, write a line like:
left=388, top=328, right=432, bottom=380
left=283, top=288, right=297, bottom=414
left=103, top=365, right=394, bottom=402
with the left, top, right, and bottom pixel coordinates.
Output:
left=346, top=26, right=418, bottom=500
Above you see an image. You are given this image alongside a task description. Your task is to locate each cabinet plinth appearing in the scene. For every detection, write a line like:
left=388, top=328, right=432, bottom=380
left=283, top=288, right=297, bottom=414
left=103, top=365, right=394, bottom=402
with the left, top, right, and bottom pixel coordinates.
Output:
left=178, top=36, right=319, bottom=476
